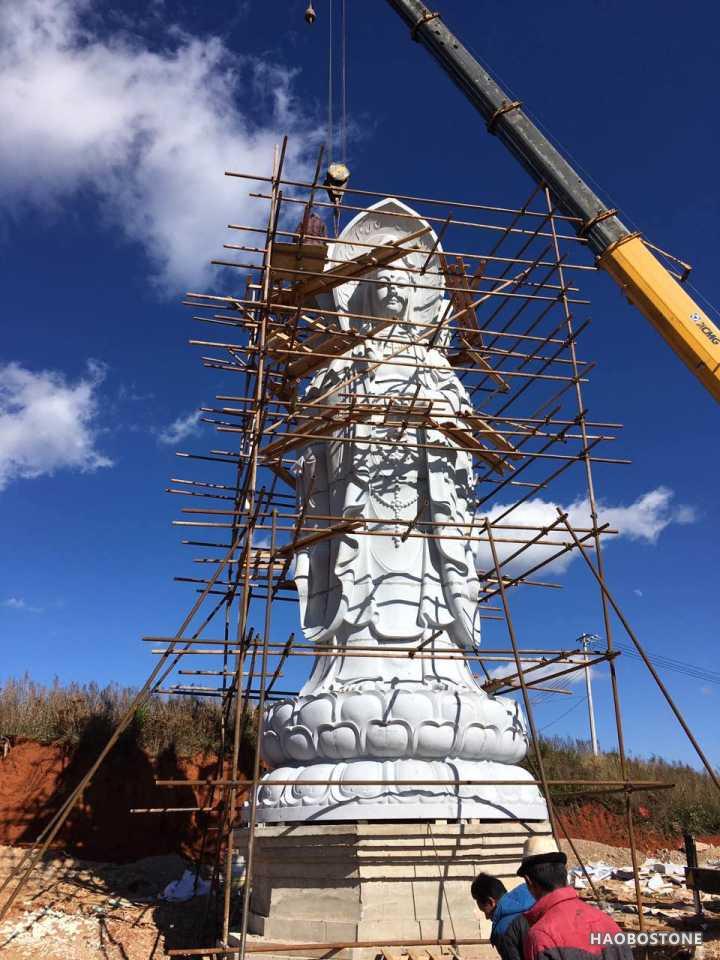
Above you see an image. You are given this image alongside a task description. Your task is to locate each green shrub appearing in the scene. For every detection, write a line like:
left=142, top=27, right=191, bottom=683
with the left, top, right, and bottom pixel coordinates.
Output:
left=534, top=736, right=720, bottom=837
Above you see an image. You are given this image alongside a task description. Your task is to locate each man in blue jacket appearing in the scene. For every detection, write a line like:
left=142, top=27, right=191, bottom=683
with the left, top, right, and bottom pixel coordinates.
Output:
left=471, top=873, right=535, bottom=960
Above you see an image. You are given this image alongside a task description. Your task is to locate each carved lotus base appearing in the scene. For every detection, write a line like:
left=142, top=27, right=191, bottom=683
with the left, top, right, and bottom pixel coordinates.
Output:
left=251, top=758, right=546, bottom=822
left=261, top=686, right=528, bottom=767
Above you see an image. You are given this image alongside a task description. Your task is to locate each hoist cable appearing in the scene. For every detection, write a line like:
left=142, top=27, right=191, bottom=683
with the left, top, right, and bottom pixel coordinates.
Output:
left=327, top=0, right=333, bottom=162
left=341, top=0, right=348, bottom=163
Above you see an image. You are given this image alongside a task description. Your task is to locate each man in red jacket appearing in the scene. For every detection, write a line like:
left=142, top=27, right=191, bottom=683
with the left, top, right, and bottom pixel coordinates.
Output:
left=517, top=837, right=632, bottom=960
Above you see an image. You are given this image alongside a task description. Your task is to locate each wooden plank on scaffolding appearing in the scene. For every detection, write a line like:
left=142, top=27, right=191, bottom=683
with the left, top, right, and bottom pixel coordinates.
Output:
left=276, top=519, right=365, bottom=554
left=440, top=254, right=509, bottom=392
left=279, top=224, right=431, bottom=307
left=265, top=458, right=296, bottom=489
left=264, top=228, right=434, bottom=393
left=407, top=949, right=433, bottom=960
left=258, top=407, right=515, bottom=474
left=265, top=326, right=358, bottom=391
left=270, top=241, right=328, bottom=281
left=459, top=412, right=519, bottom=457
left=260, top=407, right=374, bottom=460
left=381, top=950, right=405, bottom=960
left=427, top=417, right=510, bottom=473
left=450, top=338, right=510, bottom=393
left=441, top=253, right=486, bottom=344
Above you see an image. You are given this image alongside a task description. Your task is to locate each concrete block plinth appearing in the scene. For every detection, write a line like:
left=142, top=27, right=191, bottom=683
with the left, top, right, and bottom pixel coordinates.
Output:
left=230, top=819, right=550, bottom=959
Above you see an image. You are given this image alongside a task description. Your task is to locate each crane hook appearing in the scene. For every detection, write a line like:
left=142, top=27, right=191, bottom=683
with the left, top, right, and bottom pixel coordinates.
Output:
left=324, top=162, right=350, bottom=207
left=304, top=2, right=316, bottom=25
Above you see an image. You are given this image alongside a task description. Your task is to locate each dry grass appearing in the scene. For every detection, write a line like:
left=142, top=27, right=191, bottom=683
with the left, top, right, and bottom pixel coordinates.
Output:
left=0, top=675, right=252, bottom=758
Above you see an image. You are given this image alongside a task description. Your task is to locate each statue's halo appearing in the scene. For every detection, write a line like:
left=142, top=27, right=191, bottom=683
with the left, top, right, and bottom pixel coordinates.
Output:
left=328, top=197, right=446, bottom=318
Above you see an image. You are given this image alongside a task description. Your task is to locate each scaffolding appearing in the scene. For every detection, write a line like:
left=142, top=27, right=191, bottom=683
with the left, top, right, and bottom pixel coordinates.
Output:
left=2, top=139, right=718, bottom=958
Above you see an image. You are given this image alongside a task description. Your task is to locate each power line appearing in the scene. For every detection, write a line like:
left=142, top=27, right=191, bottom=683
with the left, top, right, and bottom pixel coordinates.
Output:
left=539, top=695, right=588, bottom=733
left=531, top=675, right=571, bottom=705
left=613, top=639, right=720, bottom=686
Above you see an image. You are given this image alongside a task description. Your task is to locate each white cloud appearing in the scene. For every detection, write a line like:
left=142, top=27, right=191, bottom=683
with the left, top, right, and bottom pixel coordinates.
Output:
left=599, top=486, right=697, bottom=543
left=476, top=486, right=696, bottom=578
left=0, top=361, right=112, bottom=490
left=0, top=0, right=319, bottom=292
left=674, top=505, right=697, bottom=524
left=1, top=596, right=43, bottom=614
left=158, top=409, right=203, bottom=446
left=486, top=655, right=590, bottom=687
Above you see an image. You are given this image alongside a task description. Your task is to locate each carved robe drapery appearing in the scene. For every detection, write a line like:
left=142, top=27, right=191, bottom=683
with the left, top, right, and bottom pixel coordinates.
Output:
left=294, top=285, right=481, bottom=688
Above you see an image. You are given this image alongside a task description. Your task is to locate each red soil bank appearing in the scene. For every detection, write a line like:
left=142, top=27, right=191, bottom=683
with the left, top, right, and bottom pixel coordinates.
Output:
left=560, top=801, right=720, bottom=853
left=0, top=740, right=235, bottom=861
left=560, top=801, right=668, bottom=850
left=2, top=743, right=716, bottom=860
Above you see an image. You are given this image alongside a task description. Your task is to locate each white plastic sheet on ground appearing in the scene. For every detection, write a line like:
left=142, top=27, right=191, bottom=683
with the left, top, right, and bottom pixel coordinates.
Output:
left=569, top=858, right=686, bottom=892
left=160, top=869, right=211, bottom=902
left=569, top=861, right=615, bottom=888
left=641, top=858, right=685, bottom=878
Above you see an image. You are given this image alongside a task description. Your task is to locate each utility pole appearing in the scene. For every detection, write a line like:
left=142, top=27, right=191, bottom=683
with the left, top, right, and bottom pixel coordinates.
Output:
left=579, top=633, right=600, bottom=756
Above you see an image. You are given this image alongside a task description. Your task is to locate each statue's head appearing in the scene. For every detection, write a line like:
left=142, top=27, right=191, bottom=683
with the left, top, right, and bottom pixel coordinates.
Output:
left=330, top=198, right=444, bottom=328
left=370, top=266, right=411, bottom=319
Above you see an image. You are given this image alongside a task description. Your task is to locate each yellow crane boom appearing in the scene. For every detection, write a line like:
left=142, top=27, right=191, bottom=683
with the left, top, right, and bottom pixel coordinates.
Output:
left=385, top=0, right=720, bottom=401
left=599, top=235, right=720, bottom=399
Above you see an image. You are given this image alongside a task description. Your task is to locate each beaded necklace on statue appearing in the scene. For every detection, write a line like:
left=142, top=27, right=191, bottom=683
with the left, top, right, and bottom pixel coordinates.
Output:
left=368, top=438, right=420, bottom=547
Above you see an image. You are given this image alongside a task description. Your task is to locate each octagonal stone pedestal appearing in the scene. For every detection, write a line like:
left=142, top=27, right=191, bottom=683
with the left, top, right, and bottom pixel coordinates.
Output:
left=231, top=819, right=551, bottom=959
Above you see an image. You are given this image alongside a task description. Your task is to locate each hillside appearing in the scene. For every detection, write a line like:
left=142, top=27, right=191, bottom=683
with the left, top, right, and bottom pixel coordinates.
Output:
left=1, top=678, right=719, bottom=857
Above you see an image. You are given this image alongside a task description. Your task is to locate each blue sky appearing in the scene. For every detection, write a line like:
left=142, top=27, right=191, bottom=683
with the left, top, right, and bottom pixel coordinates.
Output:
left=1, top=0, right=718, bottom=769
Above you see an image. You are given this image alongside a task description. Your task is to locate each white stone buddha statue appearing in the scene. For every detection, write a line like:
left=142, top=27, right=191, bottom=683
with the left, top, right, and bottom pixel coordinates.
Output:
left=255, top=199, right=546, bottom=822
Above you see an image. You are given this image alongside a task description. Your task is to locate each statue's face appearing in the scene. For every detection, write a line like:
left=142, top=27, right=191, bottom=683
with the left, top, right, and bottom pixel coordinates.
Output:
left=373, top=269, right=408, bottom=318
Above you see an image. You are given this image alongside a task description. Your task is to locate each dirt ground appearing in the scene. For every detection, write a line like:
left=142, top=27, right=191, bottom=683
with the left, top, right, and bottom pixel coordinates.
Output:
left=0, top=845, right=214, bottom=959
left=2, top=839, right=720, bottom=959
left=562, top=839, right=720, bottom=959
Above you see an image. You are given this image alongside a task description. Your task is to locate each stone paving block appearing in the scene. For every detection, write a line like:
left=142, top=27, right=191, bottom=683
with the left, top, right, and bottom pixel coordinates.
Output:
left=262, top=917, right=328, bottom=941
left=356, top=919, right=423, bottom=941
left=326, top=921, right=361, bottom=940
